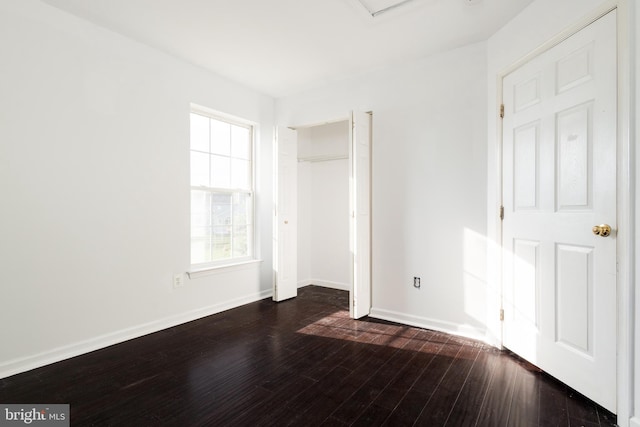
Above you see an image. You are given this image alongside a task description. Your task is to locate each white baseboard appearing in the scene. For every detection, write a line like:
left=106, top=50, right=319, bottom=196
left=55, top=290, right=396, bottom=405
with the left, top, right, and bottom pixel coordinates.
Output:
left=304, top=279, right=350, bottom=291
left=369, top=307, right=488, bottom=344
left=629, top=416, right=640, bottom=427
left=297, top=279, right=313, bottom=288
left=0, top=289, right=272, bottom=380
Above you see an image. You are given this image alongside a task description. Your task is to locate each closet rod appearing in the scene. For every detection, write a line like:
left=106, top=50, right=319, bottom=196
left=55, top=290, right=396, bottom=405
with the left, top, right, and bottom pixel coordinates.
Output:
left=297, top=155, right=348, bottom=163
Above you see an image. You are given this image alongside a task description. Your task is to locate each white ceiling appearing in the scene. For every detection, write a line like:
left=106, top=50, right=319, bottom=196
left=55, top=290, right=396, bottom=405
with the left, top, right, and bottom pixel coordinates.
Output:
left=42, top=0, right=534, bottom=98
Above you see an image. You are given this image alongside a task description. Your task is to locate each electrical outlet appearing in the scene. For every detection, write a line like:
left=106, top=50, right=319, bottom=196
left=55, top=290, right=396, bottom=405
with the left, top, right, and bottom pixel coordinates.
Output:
left=413, top=277, right=421, bottom=289
left=173, top=273, right=184, bottom=289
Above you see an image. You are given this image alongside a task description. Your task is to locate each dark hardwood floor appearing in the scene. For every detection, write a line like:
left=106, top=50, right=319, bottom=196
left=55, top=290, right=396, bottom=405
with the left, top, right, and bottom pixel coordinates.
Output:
left=0, top=286, right=616, bottom=426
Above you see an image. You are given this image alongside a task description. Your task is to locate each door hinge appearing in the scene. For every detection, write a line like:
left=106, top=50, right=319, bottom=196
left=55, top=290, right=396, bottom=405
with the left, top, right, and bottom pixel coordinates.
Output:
left=499, top=308, right=504, bottom=321
left=499, top=205, right=504, bottom=221
left=499, top=104, right=505, bottom=119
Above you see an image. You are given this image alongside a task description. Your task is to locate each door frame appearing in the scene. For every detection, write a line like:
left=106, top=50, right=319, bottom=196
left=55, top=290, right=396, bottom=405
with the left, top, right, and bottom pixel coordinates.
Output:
left=277, top=112, right=373, bottom=319
left=494, top=0, right=633, bottom=422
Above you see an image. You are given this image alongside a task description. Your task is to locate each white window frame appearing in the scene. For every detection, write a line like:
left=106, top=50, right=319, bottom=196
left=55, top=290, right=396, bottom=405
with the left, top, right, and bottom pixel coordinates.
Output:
left=189, top=106, right=256, bottom=270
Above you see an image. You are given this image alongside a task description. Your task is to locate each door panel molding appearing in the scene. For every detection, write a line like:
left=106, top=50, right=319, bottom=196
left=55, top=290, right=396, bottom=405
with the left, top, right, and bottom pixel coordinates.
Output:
left=500, top=9, right=618, bottom=413
left=493, top=0, right=633, bottom=423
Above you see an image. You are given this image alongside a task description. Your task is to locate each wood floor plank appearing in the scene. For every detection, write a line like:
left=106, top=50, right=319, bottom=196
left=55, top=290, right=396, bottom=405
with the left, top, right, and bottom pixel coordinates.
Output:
left=538, top=375, right=569, bottom=427
left=330, top=329, right=421, bottom=424
left=0, top=286, right=616, bottom=427
left=443, top=347, right=500, bottom=427
left=409, top=337, right=461, bottom=397
left=370, top=334, right=443, bottom=413
left=474, top=350, right=520, bottom=427
left=506, top=362, right=540, bottom=427
left=414, top=340, right=481, bottom=426
left=382, top=389, right=432, bottom=426
left=566, top=388, right=603, bottom=426
left=276, top=341, right=398, bottom=425
left=350, top=403, right=392, bottom=427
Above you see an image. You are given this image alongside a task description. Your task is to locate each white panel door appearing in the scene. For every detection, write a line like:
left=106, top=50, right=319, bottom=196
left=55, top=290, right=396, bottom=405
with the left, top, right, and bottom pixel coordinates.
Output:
left=273, top=126, right=298, bottom=302
left=502, top=11, right=617, bottom=412
left=350, top=111, right=372, bottom=319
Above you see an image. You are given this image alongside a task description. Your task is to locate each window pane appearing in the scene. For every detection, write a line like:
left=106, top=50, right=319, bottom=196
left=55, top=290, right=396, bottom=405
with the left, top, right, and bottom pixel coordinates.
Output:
left=210, top=119, right=231, bottom=156
left=212, top=193, right=232, bottom=226
left=233, top=225, right=250, bottom=257
left=231, top=125, right=251, bottom=160
left=191, top=239, right=211, bottom=264
left=190, top=113, right=209, bottom=152
left=191, top=190, right=211, bottom=227
left=191, top=227, right=212, bottom=264
left=231, top=159, right=250, bottom=190
left=190, top=151, right=209, bottom=186
left=190, top=109, right=254, bottom=266
left=233, top=193, right=252, bottom=225
left=212, top=226, right=231, bottom=259
left=191, top=225, right=212, bottom=240
left=211, top=155, right=230, bottom=188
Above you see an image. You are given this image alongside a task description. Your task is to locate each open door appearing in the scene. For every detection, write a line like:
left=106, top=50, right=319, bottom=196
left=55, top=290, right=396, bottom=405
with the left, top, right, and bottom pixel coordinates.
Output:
left=501, top=12, right=617, bottom=411
left=273, top=126, right=298, bottom=302
left=350, top=111, right=372, bottom=318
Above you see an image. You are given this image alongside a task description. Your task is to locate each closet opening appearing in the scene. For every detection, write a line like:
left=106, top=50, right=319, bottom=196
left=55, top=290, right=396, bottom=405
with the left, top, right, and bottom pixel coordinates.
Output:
left=297, top=120, right=351, bottom=296
left=273, top=112, right=371, bottom=318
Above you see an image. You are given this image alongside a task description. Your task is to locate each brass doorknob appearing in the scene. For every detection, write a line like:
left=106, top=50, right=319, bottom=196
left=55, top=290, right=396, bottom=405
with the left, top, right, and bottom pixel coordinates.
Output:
left=592, top=224, right=612, bottom=237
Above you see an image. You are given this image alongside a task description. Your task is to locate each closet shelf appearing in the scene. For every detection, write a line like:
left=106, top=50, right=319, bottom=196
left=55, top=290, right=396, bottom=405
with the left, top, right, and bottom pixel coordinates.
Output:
left=297, top=154, right=348, bottom=163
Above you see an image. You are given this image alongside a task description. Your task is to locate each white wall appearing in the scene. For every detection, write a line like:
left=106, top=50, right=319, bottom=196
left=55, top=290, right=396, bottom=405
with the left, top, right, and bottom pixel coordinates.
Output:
left=0, top=0, right=274, bottom=378
left=488, top=0, right=637, bottom=424
left=278, top=42, right=489, bottom=340
left=297, top=121, right=350, bottom=290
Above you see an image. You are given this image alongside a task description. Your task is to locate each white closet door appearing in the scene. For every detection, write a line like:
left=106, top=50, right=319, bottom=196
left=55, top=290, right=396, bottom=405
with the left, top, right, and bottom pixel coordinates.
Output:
left=350, top=111, right=372, bottom=319
left=273, top=126, right=298, bottom=302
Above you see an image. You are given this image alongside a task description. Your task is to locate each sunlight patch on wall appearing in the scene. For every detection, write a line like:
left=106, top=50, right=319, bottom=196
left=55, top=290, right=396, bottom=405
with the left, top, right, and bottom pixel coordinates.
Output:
left=463, top=228, right=488, bottom=326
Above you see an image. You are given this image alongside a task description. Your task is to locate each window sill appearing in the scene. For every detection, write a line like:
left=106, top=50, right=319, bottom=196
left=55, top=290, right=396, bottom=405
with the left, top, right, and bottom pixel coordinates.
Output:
left=188, top=259, right=263, bottom=279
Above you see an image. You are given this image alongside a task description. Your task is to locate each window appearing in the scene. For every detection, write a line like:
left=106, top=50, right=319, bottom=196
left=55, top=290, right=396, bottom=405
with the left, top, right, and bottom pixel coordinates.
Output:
left=190, top=110, right=254, bottom=267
